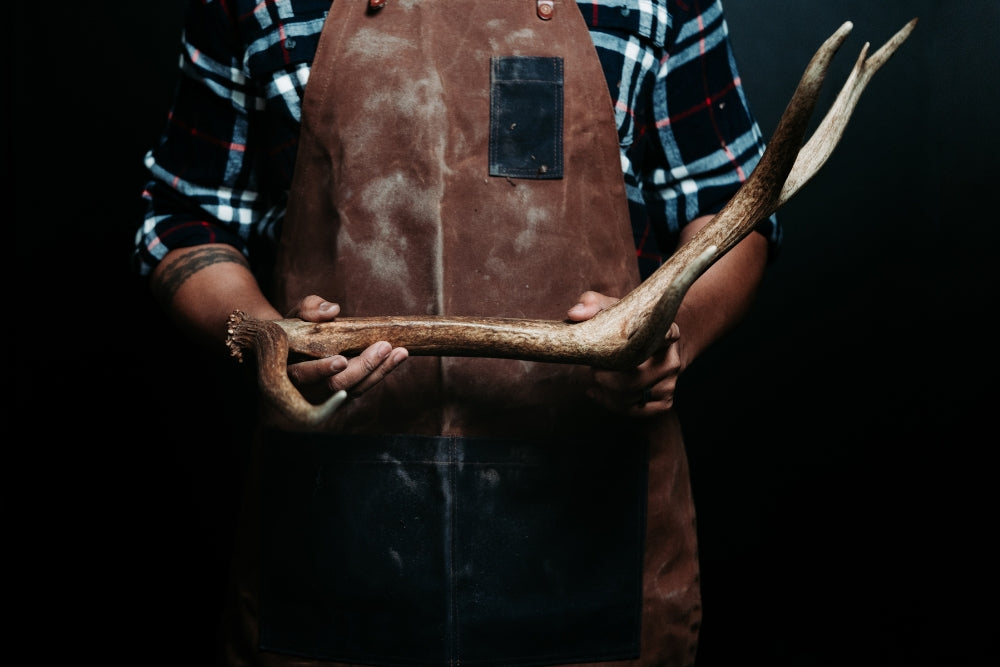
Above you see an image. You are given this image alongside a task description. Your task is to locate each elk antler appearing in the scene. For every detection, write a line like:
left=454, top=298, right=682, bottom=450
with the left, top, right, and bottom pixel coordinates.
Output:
left=226, top=19, right=918, bottom=427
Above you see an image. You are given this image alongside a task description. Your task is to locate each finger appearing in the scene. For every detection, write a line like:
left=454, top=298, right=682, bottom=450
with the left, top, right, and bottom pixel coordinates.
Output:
left=286, top=355, right=349, bottom=387
left=586, top=382, right=642, bottom=415
left=567, top=290, right=619, bottom=322
left=588, top=376, right=677, bottom=415
left=611, top=336, right=679, bottom=385
left=635, top=386, right=654, bottom=408
left=328, top=342, right=408, bottom=395
left=626, top=385, right=673, bottom=415
left=347, top=346, right=409, bottom=395
left=665, top=321, right=680, bottom=345
left=287, top=294, right=341, bottom=321
left=592, top=365, right=644, bottom=394
left=636, top=383, right=676, bottom=410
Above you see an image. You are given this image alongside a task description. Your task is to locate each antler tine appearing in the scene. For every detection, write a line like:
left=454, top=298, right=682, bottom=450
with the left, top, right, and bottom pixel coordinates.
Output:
left=226, top=311, right=347, bottom=426
left=600, top=19, right=860, bottom=365
left=608, top=18, right=918, bottom=366
left=780, top=18, right=918, bottom=205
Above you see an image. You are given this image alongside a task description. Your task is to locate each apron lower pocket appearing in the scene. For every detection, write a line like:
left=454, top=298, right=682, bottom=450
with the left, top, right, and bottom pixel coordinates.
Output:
left=258, top=430, right=647, bottom=666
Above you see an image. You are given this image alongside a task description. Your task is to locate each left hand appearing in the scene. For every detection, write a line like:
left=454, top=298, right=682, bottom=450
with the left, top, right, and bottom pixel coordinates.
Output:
left=284, top=295, right=409, bottom=403
left=567, top=291, right=682, bottom=416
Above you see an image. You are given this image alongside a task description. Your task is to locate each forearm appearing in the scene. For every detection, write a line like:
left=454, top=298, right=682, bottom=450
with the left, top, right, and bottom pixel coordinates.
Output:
left=150, top=244, right=281, bottom=348
left=672, top=214, right=769, bottom=370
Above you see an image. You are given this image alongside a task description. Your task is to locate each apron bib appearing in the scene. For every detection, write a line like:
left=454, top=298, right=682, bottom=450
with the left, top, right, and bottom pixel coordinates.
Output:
left=223, top=2, right=702, bottom=665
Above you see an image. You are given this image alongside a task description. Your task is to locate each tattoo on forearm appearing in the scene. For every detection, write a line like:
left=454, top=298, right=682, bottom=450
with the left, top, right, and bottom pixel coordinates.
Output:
left=152, top=246, right=250, bottom=303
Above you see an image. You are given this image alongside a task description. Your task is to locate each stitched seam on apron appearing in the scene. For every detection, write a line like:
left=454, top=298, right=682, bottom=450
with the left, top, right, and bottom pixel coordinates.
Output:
left=447, top=436, right=458, bottom=664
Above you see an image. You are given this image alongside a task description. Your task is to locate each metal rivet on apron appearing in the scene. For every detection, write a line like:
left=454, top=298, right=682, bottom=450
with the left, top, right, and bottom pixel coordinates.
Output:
left=285, top=38, right=296, bottom=49
left=537, top=1, right=554, bottom=20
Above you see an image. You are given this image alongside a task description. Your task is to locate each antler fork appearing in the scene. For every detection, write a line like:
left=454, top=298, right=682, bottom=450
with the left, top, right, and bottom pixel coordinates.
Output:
left=226, top=19, right=918, bottom=427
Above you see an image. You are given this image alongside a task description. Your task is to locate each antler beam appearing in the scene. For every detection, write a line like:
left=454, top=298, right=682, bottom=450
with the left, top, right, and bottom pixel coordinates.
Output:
left=226, top=19, right=918, bottom=426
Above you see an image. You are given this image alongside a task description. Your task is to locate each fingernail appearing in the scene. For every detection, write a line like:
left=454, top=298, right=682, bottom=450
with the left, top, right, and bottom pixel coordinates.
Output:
left=319, top=301, right=336, bottom=312
left=329, top=356, right=347, bottom=372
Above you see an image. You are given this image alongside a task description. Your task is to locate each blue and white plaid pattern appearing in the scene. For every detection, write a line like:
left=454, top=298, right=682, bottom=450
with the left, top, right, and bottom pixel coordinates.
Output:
left=135, top=0, right=780, bottom=280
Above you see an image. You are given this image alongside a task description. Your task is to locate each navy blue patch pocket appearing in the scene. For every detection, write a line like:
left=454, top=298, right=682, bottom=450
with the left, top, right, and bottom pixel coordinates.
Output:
left=489, top=56, right=563, bottom=179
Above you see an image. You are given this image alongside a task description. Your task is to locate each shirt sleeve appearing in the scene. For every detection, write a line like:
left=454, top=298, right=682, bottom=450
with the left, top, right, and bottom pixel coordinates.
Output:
left=644, top=0, right=781, bottom=270
left=133, top=1, right=270, bottom=277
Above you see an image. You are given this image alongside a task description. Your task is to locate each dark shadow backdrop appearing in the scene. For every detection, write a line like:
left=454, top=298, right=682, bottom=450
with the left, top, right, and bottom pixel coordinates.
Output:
left=12, top=1, right=998, bottom=665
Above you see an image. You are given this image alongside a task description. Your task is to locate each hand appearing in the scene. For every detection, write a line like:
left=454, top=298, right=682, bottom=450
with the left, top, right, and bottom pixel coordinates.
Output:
left=567, top=291, right=682, bottom=416
left=283, top=295, right=409, bottom=401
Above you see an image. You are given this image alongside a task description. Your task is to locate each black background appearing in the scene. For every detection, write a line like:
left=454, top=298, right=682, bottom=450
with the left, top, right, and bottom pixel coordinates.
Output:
left=12, top=1, right=998, bottom=665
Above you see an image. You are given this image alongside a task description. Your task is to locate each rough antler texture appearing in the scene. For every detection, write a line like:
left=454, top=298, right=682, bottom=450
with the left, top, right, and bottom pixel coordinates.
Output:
left=226, top=19, right=917, bottom=426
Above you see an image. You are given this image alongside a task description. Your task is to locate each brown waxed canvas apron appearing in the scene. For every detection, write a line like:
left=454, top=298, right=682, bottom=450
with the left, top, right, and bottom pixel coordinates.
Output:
left=222, top=2, right=702, bottom=666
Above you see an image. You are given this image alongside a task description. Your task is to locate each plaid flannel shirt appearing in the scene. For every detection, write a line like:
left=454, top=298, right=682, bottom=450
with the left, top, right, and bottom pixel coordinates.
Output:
left=135, top=0, right=780, bottom=281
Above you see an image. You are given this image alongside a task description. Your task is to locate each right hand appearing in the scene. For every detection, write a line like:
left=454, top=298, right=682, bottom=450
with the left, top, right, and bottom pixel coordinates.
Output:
left=568, top=291, right=683, bottom=416
left=283, top=294, right=409, bottom=401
